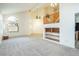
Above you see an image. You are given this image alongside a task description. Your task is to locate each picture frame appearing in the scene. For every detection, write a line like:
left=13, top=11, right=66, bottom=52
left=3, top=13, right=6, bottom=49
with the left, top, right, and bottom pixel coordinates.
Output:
left=7, top=23, right=19, bottom=32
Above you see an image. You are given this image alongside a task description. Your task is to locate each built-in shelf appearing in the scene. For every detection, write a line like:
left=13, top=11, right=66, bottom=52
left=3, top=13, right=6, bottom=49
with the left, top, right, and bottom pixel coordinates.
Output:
left=45, top=32, right=59, bottom=36
left=43, top=26, right=60, bottom=43
left=45, top=32, right=59, bottom=41
left=45, top=37, right=59, bottom=42
left=43, top=23, right=60, bottom=28
left=44, top=38, right=59, bottom=44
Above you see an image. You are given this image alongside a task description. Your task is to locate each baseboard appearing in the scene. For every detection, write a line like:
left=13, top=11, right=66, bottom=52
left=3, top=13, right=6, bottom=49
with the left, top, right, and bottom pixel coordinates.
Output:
left=9, top=35, right=30, bottom=38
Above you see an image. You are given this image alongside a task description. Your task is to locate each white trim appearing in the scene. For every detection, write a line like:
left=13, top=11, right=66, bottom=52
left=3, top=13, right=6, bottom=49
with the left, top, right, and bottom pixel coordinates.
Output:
left=43, top=38, right=59, bottom=44
left=46, top=35, right=59, bottom=40
left=43, top=23, right=60, bottom=28
left=45, top=32, right=59, bottom=36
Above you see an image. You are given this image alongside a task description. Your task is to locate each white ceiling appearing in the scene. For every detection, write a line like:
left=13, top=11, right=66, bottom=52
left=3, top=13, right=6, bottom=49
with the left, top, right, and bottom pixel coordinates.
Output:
left=0, top=3, right=43, bottom=15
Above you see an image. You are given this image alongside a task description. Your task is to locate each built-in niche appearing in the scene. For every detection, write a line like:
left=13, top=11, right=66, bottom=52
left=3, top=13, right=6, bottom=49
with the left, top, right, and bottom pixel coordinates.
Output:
left=45, top=28, right=59, bottom=33
left=45, top=28, right=59, bottom=42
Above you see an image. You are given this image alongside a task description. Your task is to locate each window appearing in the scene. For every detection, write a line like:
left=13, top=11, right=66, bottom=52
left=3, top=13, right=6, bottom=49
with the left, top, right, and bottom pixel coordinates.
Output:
left=7, top=16, right=19, bottom=32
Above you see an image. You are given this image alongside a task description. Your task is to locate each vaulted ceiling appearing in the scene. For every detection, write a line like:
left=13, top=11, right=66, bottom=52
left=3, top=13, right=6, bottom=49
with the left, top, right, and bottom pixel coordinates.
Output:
left=0, top=3, right=44, bottom=14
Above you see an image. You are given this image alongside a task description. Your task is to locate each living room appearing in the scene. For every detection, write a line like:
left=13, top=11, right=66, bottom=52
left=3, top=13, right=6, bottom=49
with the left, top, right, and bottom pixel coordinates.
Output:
left=0, top=3, right=79, bottom=56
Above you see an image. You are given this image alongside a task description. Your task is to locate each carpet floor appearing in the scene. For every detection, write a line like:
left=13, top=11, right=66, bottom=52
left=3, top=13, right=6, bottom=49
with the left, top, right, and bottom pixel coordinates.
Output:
left=0, top=36, right=79, bottom=56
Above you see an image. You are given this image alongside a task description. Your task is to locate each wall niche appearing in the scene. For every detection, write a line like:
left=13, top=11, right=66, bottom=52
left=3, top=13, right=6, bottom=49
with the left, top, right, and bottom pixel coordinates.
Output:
left=45, top=28, right=59, bottom=42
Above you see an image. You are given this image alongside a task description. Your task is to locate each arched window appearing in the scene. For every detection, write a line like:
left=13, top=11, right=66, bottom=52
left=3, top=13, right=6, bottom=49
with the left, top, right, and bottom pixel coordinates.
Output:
left=7, top=16, right=19, bottom=32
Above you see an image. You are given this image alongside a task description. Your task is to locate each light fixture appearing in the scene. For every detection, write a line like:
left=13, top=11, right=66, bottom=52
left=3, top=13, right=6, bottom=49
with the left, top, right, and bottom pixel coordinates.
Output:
left=36, top=8, right=41, bottom=19
left=50, top=3, right=58, bottom=7
left=36, top=16, right=41, bottom=19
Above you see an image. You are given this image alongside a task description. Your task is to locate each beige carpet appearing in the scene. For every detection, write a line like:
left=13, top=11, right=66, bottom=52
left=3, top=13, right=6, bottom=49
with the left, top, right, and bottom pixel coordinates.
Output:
left=0, top=36, right=79, bottom=56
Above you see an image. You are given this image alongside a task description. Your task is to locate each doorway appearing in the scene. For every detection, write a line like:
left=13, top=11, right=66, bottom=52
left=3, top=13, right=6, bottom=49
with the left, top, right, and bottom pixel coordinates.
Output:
left=75, top=13, right=79, bottom=48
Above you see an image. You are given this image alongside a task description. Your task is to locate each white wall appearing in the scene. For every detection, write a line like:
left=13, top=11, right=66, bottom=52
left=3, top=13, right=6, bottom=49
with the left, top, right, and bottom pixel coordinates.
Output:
left=0, top=15, right=3, bottom=43
left=4, top=11, right=32, bottom=37
left=60, top=3, right=79, bottom=48
left=2, top=3, right=79, bottom=48
left=32, top=19, right=43, bottom=34
left=3, top=11, right=43, bottom=37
